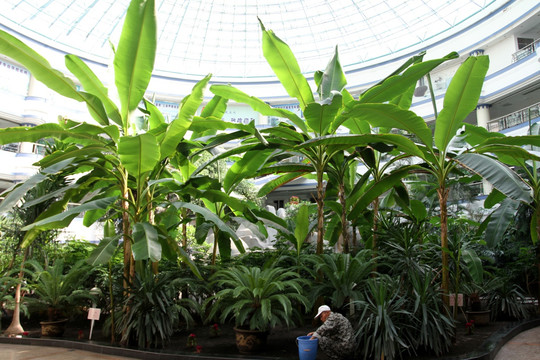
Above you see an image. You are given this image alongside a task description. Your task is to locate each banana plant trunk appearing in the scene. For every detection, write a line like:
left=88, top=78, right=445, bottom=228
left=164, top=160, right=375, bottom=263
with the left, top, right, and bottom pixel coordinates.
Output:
left=4, top=247, right=29, bottom=335
left=372, top=197, right=380, bottom=254
left=536, top=211, right=540, bottom=314
left=122, top=199, right=133, bottom=292
left=339, top=182, right=349, bottom=253
left=316, top=172, right=325, bottom=255
left=438, top=186, right=450, bottom=309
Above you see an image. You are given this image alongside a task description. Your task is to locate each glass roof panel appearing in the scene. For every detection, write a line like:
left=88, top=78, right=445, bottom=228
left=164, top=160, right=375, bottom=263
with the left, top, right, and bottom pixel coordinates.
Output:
left=0, top=0, right=504, bottom=81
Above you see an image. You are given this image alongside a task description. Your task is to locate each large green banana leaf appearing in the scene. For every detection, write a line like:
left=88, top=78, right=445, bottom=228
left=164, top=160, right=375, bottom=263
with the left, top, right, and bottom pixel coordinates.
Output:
left=348, top=166, right=418, bottom=219
left=259, top=19, right=314, bottom=110
left=0, top=158, right=74, bottom=212
left=360, top=52, right=458, bottom=104
left=316, top=46, right=347, bottom=101
left=65, top=55, right=122, bottom=126
left=456, top=153, right=532, bottom=203
left=305, top=94, right=342, bottom=136
left=484, top=198, right=520, bottom=247
left=118, top=133, right=160, bottom=180
left=210, top=84, right=307, bottom=133
left=435, top=55, right=489, bottom=152
left=172, top=202, right=244, bottom=253
left=0, top=123, right=106, bottom=146
left=0, top=30, right=109, bottom=125
left=114, top=0, right=156, bottom=125
left=340, top=103, right=433, bottom=146
left=20, top=196, right=117, bottom=237
left=297, top=133, right=423, bottom=158
left=160, top=75, right=211, bottom=159
left=223, top=148, right=275, bottom=194
left=132, top=222, right=161, bottom=262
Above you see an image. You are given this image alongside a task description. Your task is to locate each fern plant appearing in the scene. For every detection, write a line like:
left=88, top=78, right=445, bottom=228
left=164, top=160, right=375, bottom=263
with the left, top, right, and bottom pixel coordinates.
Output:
left=205, top=265, right=310, bottom=331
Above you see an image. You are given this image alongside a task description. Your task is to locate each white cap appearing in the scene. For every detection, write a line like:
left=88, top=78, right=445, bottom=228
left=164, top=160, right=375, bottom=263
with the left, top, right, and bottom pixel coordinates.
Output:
left=314, top=305, right=331, bottom=318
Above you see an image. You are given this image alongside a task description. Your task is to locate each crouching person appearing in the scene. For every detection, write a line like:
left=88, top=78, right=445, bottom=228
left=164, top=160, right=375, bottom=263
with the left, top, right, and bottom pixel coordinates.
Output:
left=308, top=305, right=355, bottom=360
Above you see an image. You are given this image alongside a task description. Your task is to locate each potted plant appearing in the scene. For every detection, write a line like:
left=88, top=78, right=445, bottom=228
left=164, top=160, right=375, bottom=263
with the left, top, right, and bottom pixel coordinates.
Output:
left=464, top=280, right=494, bottom=326
left=204, top=265, right=310, bottom=353
left=26, top=260, right=94, bottom=337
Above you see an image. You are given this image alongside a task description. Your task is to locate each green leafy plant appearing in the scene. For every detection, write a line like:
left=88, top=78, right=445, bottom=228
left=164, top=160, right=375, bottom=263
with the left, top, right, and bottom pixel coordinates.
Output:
left=407, top=271, right=455, bottom=356
left=353, top=275, right=415, bottom=360
left=307, top=251, right=374, bottom=313
left=486, top=279, right=530, bottom=321
left=204, top=265, right=309, bottom=331
left=26, top=259, right=94, bottom=322
left=115, top=266, right=199, bottom=348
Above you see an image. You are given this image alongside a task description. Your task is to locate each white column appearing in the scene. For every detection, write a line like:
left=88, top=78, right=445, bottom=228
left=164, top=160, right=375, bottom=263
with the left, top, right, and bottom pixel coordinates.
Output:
left=476, top=104, right=493, bottom=195
left=476, top=104, right=491, bottom=130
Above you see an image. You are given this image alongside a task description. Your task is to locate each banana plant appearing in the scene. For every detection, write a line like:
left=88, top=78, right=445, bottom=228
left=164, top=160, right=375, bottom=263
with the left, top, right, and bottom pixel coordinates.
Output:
left=458, top=122, right=540, bottom=311
left=337, top=55, right=490, bottom=307
left=207, top=21, right=457, bottom=256
left=0, top=0, right=236, bottom=286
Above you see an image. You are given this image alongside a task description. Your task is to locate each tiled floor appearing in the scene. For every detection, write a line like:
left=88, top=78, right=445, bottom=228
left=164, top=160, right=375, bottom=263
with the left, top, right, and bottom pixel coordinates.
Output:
left=494, top=326, right=540, bottom=360
left=2, top=326, right=540, bottom=360
left=2, top=344, right=134, bottom=360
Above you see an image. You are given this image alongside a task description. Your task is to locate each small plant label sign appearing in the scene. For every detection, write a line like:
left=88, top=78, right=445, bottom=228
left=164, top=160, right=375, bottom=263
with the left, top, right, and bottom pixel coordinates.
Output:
left=87, top=308, right=101, bottom=320
left=449, top=294, right=463, bottom=307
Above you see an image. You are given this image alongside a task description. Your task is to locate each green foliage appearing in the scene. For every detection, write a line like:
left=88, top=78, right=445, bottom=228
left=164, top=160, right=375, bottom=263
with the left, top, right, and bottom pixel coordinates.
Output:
left=376, top=216, right=439, bottom=279
left=26, top=259, right=94, bottom=321
left=486, top=279, right=531, bottom=321
left=115, top=266, right=199, bottom=348
left=204, top=265, right=309, bottom=331
left=307, top=251, right=374, bottom=312
left=353, top=276, right=415, bottom=360
left=0, top=273, right=29, bottom=330
left=407, top=272, right=454, bottom=356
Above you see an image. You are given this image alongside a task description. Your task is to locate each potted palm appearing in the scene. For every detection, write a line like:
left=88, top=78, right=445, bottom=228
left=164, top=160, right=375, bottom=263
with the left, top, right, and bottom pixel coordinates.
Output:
left=204, top=265, right=310, bottom=353
left=26, top=260, right=94, bottom=337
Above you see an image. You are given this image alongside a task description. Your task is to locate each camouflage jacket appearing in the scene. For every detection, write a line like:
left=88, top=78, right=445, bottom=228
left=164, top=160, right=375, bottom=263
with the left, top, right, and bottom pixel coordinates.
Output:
left=313, top=312, right=354, bottom=359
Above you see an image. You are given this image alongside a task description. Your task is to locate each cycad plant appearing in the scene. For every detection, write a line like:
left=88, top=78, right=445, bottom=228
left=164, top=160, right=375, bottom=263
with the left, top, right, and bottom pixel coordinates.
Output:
left=204, top=265, right=310, bottom=331
left=26, top=259, right=94, bottom=322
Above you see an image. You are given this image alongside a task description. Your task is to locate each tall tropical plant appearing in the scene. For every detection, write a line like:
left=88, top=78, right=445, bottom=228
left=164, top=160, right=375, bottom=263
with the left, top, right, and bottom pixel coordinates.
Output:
left=208, top=22, right=458, bottom=256
left=0, top=0, right=241, bottom=287
left=461, top=122, right=540, bottom=311
left=339, top=54, right=491, bottom=308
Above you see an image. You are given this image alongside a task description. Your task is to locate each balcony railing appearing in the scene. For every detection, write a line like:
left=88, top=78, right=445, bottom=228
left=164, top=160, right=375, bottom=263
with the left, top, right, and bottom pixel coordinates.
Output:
left=487, top=102, right=540, bottom=132
left=512, top=39, right=539, bottom=63
left=1, top=142, right=46, bottom=155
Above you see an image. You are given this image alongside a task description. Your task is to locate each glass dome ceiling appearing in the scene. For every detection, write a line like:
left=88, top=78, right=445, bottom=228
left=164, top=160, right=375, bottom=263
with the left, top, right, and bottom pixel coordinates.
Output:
left=0, top=0, right=504, bottom=82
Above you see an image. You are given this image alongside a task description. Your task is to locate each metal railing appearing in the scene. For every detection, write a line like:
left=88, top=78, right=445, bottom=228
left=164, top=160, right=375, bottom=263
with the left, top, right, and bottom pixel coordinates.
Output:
left=487, top=102, right=540, bottom=132
left=0, top=142, right=46, bottom=155
left=511, top=39, right=539, bottom=63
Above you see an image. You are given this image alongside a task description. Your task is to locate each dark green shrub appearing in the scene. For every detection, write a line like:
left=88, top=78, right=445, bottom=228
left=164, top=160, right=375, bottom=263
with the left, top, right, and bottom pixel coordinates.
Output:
left=115, top=266, right=199, bottom=348
left=307, top=251, right=374, bottom=313
left=407, top=272, right=454, bottom=356
left=353, top=275, right=415, bottom=360
left=487, top=279, right=530, bottom=321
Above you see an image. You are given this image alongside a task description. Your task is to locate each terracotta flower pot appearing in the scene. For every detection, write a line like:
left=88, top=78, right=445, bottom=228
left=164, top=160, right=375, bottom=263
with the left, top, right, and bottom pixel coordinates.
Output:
left=466, top=310, right=491, bottom=325
left=40, top=318, right=68, bottom=337
left=233, top=327, right=269, bottom=354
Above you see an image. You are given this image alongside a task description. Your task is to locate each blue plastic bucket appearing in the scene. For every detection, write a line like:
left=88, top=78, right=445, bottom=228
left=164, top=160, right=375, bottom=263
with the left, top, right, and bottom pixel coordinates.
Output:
left=297, top=336, right=318, bottom=360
